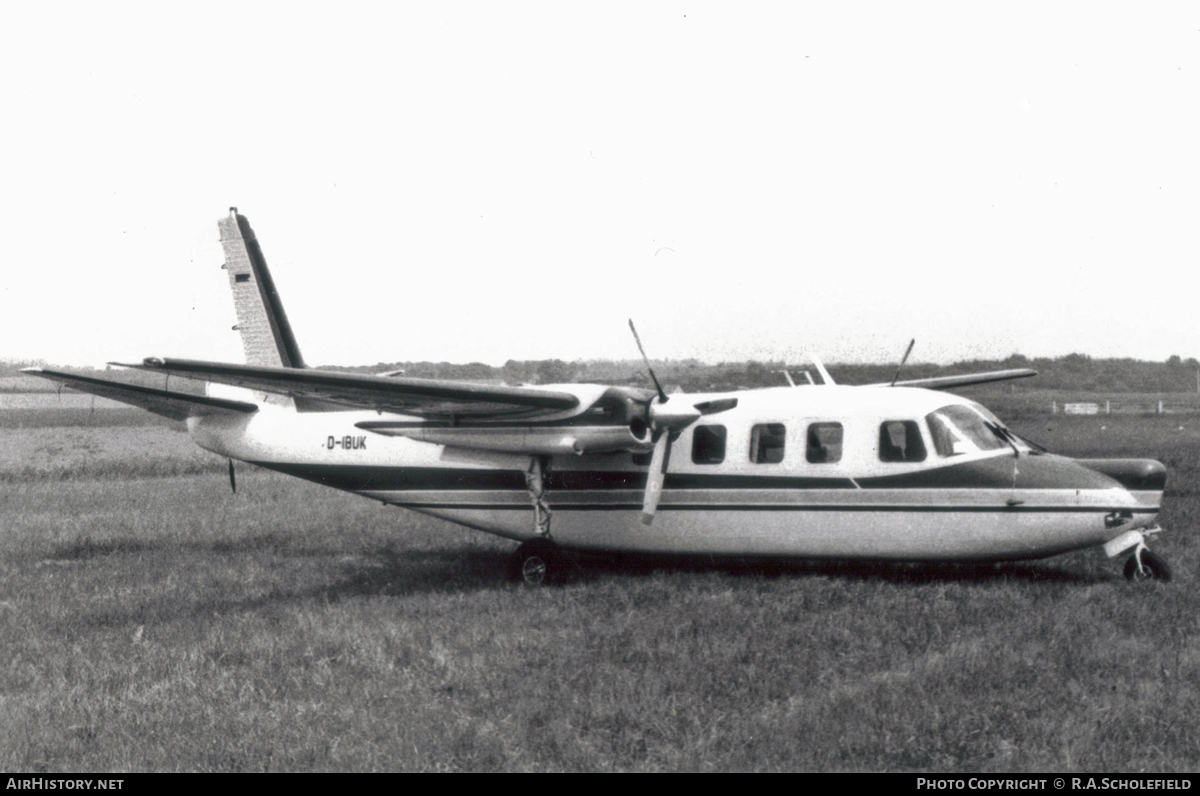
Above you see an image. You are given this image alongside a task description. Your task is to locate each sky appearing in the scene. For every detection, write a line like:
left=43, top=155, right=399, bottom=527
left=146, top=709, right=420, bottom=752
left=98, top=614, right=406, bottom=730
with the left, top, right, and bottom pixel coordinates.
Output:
left=1, top=2, right=1198, bottom=369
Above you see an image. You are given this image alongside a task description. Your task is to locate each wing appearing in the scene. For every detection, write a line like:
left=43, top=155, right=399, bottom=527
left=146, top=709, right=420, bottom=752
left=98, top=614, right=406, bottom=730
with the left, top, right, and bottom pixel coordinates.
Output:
left=868, top=368, right=1037, bottom=391
left=23, top=368, right=258, bottom=421
left=116, top=357, right=649, bottom=420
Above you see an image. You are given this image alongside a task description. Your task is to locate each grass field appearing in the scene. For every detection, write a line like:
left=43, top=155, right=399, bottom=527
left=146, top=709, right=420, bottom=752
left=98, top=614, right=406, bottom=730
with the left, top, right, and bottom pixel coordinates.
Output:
left=1, top=407, right=1197, bottom=771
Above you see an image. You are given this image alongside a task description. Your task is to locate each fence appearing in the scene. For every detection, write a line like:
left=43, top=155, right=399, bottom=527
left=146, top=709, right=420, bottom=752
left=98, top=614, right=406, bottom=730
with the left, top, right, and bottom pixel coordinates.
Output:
left=1052, top=400, right=1200, bottom=415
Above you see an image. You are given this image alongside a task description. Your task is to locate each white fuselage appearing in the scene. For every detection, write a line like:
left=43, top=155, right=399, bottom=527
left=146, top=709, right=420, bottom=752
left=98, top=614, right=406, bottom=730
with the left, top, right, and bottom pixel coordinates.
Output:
left=188, top=385, right=1160, bottom=561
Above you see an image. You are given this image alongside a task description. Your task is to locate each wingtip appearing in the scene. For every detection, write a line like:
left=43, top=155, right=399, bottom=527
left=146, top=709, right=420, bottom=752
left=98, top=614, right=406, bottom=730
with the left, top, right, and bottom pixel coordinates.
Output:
left=19, top=366, right=43, bottom=374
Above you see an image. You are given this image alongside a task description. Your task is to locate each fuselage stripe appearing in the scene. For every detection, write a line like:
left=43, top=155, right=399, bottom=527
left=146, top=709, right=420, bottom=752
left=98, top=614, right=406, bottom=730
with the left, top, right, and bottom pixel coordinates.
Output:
left=384, top=502, right=1159, bottom=513
left=247, top=460, right=1153, bottom=493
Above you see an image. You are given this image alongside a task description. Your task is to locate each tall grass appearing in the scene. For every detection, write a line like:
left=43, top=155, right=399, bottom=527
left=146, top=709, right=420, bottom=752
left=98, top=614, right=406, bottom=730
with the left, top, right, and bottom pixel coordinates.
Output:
left=0, top=406, right=181, bottom=429
left=0, top=424, right=225, bottom=483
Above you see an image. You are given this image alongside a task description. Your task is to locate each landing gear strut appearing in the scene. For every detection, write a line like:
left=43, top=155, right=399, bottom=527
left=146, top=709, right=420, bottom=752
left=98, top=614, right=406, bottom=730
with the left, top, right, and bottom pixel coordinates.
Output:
left=525, top=456, right=552, bottom=538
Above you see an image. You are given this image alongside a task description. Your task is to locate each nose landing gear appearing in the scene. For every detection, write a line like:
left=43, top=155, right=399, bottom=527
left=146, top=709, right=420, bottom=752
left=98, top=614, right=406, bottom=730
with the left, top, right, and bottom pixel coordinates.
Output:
left=1105, top=526, right=1171, bottom=582
left=1124, top=546, right=1171, bottom=582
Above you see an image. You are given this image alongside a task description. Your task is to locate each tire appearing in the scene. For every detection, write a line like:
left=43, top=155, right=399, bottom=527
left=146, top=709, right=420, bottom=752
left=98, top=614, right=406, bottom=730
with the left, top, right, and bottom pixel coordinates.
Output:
left=512, top=540, right=561, bottom=586
left=1124, top=548, right=1171, bottom=582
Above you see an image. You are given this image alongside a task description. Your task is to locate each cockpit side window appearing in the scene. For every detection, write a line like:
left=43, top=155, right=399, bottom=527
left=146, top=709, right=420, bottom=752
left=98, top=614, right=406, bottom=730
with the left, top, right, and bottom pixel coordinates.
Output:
left=806, top=422, right=843, bottom=463
left=879, top=420, right=927, bottom=463
left=926, top=405, right=1008, bottom=457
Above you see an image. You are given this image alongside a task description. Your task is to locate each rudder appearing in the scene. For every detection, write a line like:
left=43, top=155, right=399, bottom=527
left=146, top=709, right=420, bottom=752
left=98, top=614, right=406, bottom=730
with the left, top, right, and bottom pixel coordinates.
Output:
left=218, top=207, right=306, bottom=370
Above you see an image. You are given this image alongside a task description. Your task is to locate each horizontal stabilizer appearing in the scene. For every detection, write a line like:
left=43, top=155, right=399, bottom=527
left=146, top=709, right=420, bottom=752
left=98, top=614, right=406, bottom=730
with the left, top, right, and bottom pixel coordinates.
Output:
left=22, top=368, right=259, bottom=421
left=115, top=357, right=588, bottom=419
left=871, top=368, right=1037, bottom=391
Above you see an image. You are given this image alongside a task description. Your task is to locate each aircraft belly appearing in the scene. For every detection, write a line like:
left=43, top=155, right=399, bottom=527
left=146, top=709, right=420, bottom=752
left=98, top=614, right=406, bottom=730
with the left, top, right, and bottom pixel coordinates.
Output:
left=362, top=486, right=1153, bottom=560
left=549, top=487, right=1143, bottom=560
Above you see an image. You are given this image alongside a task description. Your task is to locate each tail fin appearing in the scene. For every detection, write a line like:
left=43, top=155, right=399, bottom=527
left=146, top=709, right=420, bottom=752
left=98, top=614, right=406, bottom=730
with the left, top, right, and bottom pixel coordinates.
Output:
left=218, top=208, right=306, bottom=369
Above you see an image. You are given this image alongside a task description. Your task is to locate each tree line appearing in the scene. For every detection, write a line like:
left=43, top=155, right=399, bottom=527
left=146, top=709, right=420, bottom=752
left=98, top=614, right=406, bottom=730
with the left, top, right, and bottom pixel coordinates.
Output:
left=321, top=353, right=1200, bottom=394
left=5, top=353, right=1200, bottom=395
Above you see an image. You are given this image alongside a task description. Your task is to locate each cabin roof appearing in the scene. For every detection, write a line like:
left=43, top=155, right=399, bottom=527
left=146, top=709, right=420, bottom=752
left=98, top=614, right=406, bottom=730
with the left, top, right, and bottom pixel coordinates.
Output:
left=687, top=384, right=982, bottom=420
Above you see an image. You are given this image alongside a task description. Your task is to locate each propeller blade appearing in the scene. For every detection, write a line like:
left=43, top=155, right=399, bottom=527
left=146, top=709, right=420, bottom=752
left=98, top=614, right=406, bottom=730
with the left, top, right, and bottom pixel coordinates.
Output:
left=891, top=338, right=916, bottom=387
left=228, top=459, right=237, bottom=494
left=641, top=433, right=671, bottom=525
left=628, top=319, right=668, bottom=403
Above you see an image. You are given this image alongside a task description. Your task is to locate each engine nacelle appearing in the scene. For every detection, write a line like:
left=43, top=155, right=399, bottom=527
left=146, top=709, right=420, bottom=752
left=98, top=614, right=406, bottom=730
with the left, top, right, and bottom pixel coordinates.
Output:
left=358, top=423, right=656, bottom=456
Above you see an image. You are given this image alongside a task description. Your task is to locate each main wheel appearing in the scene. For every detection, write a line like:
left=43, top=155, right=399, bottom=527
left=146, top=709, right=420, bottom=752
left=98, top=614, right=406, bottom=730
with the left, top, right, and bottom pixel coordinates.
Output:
left=1124, top=548, right=1171, bottom=582
left=512, top=540, right=561, bottom=586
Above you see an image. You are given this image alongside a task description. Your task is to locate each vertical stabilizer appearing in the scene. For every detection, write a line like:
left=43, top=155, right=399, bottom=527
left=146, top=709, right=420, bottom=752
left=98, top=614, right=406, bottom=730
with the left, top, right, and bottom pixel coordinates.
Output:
left=218, top=208, right=306, bottom=369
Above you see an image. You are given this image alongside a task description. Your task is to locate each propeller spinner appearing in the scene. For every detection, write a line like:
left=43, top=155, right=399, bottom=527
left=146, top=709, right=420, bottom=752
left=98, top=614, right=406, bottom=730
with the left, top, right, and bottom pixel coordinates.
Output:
left=628, top=320, right=737, bottom=525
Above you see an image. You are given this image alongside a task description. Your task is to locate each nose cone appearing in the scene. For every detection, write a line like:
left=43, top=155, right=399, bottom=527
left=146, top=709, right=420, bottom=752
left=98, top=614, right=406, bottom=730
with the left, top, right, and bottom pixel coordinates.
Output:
left=1074, top=459, right=1167, bottom=492
left=1004, top=453, right=1137, bottom=492
left=1072, top=457, right=1164, bottom=534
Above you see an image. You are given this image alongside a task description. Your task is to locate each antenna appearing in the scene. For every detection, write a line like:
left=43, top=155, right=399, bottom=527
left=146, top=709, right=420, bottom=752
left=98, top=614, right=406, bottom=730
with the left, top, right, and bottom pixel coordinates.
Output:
left=808, top=353, right=835, bottom=386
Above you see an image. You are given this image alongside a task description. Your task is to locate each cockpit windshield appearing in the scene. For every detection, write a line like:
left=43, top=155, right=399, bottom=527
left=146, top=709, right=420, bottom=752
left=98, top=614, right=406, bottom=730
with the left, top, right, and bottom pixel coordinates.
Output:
left=925, top=404, right=1010, bottom=457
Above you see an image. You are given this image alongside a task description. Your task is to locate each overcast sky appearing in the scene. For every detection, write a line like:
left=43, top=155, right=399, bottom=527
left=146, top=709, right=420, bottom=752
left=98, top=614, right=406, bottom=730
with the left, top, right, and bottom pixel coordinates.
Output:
left=2, top=2, right=1198, bottom=369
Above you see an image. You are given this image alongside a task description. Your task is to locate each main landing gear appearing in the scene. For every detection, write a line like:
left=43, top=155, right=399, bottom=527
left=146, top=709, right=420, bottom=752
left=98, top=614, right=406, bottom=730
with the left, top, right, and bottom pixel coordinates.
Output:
left=511, top=540, right=564, bottom=587
left=514, top=456, right=566, bottom=586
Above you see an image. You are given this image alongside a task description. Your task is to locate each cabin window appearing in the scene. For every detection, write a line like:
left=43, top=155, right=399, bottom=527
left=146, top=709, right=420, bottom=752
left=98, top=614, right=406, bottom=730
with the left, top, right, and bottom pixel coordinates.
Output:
left=879, top=420, right=927, bottom=462
left=806, top=422, right=843, bottom=463
left=235, top=273, right=251, bottom=283
left=926, top=405, right=1008, bottom=457
left=691, top=425, right=726, bottom=464
left=750, top=423, right=786, bottom=463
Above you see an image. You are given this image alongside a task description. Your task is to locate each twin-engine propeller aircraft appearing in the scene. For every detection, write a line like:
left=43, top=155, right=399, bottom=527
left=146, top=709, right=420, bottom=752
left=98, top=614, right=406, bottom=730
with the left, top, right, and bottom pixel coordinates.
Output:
left=26, top=209, right=1173, bottom=585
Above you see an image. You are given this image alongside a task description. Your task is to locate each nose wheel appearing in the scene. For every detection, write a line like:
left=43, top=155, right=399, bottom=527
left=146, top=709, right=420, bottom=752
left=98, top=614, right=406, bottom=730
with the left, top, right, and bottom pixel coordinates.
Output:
left=1124, top=547, right=1171, bottom=582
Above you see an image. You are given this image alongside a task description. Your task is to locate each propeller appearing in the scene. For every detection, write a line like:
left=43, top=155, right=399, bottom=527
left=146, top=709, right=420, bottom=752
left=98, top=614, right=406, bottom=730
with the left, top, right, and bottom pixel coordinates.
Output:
left=628, top=319, right=667, bottom=402
left=228, top=459, right=237, bottom=494
left=890, top=338, right=916, bottom=387
left=628, top=320, right=737, bottom=525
